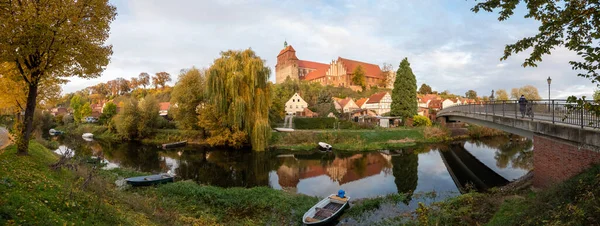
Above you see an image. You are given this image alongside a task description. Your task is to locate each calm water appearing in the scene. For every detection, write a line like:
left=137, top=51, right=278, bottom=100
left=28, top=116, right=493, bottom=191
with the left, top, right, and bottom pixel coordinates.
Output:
left=56, top=136, right=533, bottom=203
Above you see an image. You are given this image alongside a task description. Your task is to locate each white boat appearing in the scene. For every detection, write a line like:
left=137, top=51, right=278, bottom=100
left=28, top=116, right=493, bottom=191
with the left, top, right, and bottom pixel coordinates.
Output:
left=302, top=193, right=350, bottom=225
left=82, top=133, right=94, bottom=138
left=274, top=127, right=295, bottom=132
left=318, top=142, right=332, bottom=151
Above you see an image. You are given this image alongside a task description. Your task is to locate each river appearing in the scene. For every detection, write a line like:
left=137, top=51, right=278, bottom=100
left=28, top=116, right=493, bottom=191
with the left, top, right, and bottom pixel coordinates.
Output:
left=54, top=135, right=532, bottom=206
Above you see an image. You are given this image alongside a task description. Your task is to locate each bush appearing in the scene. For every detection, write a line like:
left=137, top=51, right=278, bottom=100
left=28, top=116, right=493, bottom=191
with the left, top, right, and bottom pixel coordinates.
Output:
left=413, top=115, right=432, bottom=127
left=467, top=125, right=505, bottom=138
left=156, top=117, right=176, bottom=129
left=293, top=117, right=336, bottom=129
left=338, top=120, right=376, bottom=130
left=114, top=98, right=139, bottom=140
left=423, top=126, right=450, bottom=141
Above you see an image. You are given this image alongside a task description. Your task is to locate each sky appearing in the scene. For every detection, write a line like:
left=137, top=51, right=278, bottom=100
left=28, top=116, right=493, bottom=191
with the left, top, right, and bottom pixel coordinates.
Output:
left=62, top=0, right=597, bottom=99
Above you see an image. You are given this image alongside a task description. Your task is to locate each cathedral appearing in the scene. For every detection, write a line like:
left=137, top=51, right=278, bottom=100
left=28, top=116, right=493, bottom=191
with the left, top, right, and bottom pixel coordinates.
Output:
left=275, top=42, right=393, bottom=89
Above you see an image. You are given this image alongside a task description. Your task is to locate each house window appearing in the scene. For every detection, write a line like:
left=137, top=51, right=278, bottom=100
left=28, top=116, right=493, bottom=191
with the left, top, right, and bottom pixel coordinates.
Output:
left=293, top=99, right=295, bottom=102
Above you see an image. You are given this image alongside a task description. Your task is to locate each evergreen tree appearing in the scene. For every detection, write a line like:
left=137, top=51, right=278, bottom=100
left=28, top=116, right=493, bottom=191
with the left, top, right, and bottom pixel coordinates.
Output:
left=391, top=58, right=417, bottom=119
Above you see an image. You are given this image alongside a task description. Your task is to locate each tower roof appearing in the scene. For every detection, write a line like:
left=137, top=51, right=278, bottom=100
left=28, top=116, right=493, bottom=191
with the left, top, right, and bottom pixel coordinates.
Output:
left=278, top=45, right=297, bottom=57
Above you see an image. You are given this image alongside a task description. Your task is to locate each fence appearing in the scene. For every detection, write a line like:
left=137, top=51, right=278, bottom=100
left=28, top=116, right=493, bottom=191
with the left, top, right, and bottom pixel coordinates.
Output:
left=438, top=99, right=600, bottom=129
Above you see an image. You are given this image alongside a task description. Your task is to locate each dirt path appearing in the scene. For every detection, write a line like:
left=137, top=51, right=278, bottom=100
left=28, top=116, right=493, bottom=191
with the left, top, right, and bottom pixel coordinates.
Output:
left=0, top=127, right=11, bottom=151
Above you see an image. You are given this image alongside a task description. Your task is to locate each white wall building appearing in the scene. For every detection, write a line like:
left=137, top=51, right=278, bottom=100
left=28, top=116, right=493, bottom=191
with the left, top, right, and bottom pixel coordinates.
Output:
left=364, top=92, right=392, bottom=115
left=285, top=93, right=308, bottom=115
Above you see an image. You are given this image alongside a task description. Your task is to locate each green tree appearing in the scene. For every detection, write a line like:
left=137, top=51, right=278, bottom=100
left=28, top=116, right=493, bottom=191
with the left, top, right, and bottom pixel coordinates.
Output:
left=391, top=58, right=418, bottom=119
left=510, top=85, right=541, bottom=100
left=317, top=90, right=333, bottom=104
left=99, top=102, right=117, bottom=125
left=170, top=67, right=205, bottom=130
left=496, top=89, right=509, bottom=101
left=81, top=102, right=92, bottom=120
left=0, top=0, right=117, bottom=155
left=594, top=90, right=600, bottom=103
left=418, top=83, right=433, bottom=94
left=465, top=90, right=477, bottom=99
left=200, top=49, right=271, bottom=151
left=114, top=98, right=139, bottom=140
left=70, top=95, right=84, bottom=124
left=351, top=65, right=367, bottom=91
left=472, top=1, right=600, bottom=85
left=138, top=95, right=160, bottom=138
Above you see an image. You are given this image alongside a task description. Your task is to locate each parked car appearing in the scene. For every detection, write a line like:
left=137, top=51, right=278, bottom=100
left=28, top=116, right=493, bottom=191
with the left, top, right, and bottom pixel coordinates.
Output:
left=84, top=116, right=98, bottom=123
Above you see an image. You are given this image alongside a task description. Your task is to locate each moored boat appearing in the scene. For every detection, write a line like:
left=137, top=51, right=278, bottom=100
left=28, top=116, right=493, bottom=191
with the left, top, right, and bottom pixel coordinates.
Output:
left=162, top=141, right=187, bottom=149
left=303, top=190, right=350, bottom=225
left=49, top=129, right=64, bottom=136
left=125, top=172, right=175, bottom=187
left=318, top=142, right=332, bottom=152
left=274, top=127, right=295, bottom=132
left=82, top=133, right=94, bottom=138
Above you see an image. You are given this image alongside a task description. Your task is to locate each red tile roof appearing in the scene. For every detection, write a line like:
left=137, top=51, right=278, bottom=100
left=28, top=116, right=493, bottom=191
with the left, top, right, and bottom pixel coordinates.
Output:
left=159, top=102, right=171, bottom=111
left=299, top=60, right=330, bottom=80
left=277, top=45, right=298, bottom=57
left=355, top=98, right=369, bottom=108
left=338, top=98, right=353, bottom=108
left=338, top=57, right=383, bottom=78
left=366, top=92, right=389, bottom=104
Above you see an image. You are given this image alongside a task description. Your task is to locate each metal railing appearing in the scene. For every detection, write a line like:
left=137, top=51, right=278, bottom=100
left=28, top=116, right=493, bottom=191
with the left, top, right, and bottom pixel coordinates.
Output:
left=438, top=99, right=600, bottom=129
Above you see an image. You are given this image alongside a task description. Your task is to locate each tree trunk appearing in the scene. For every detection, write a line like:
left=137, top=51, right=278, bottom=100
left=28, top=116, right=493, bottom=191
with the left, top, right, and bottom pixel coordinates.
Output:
left=16, top=82, right=39, bottom=155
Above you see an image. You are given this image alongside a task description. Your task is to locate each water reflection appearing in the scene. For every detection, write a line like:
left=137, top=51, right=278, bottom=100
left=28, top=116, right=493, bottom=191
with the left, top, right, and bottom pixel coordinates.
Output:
left=55, top=135, right=533, bottom=200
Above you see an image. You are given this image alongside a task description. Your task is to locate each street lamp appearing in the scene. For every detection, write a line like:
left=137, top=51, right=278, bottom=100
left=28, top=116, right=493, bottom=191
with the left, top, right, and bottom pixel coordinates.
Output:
left=547, top=76, right=552, bottom=111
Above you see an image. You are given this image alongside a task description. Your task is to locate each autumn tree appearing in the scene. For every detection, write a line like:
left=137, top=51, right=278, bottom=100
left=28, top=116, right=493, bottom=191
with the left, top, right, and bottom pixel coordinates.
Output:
left=418, top=84, right=433, bottom=94
left=137, top=95, right=160, bottom=138
left=472, top=1, right=600, bottom=85
left=170, top=67, right=205, bottom=130
left=199, top=49, right=270, bottom=151
left=116, top=78, right=130, bottom=95
left=81, top=102, right=92, bottom=120
left=138, top=72, right=150, bottom=89
left=130, top=77, right=139, bottom=90
left=99, top=102, right=117, bottom=125
left=594, top=90, right=600, bottom=103
left=0, top=0, right=116, bottom=154
left=379, top=63, right=395, bottom=88
left=351, top=65, right=367, bottom=91
left=510, top=85, right=541, bottom=100
left=0, top=63, right=61, bottom=115
left=495, top=89, right=509, bottom=101
left=465, top=90, right=478, bottom=99
left=114, top=98, right=139, bottom=140
left=391, top=58, right=418, bottom=120
left=152, top=72, right=172, bottom=89
left=70, top=95, right=85, bottom=123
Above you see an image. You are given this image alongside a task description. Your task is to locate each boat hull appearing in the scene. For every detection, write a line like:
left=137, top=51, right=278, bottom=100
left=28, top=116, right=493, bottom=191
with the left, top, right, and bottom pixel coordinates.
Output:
left=317, top=142, right=332, bottom=152
left=162, top=141, right=187, bottom=149
left=125, top=174, right=174, bottom=187
left=303, top=194, right=350, bottom=225
left=274, top=128, right=295, bottom=132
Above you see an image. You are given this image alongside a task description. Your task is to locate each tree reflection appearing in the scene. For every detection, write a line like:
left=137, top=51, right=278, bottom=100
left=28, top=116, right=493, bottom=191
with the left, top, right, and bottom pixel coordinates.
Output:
left=472, top=136, right=534, bottom=170
left=391, top=150, right=418, bottom=203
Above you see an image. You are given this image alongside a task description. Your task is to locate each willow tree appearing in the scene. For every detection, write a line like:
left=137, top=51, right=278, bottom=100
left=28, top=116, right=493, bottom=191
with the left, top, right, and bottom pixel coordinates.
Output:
left=200, top=49, right=271, bottom=151
left=0, top=0, right=117, bottom=155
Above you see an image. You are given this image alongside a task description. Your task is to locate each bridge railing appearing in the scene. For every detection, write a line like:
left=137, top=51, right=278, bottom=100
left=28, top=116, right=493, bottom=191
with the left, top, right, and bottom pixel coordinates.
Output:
left=438, top=99, right=600, bottom=129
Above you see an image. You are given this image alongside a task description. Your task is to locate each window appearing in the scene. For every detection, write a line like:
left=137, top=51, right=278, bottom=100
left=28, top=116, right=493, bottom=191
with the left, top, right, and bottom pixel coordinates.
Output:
left=293, top=99, right=295, bottom=102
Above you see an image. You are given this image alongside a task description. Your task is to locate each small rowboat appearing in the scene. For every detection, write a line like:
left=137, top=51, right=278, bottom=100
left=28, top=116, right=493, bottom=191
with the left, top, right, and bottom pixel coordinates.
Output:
left=125, top=172, right=175, bottom=187
left=274, top=127, right=295, bottom=132
left=162, top=141, right=187, bottom=149
left=318, top=142, right=332, bottom=152
left=303, top=192, right=350, bottom=225
left=82, top=133, right=94, bottom=138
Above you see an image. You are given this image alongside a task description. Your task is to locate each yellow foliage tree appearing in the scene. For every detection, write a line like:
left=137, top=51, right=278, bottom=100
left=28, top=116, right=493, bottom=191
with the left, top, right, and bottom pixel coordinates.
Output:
left=0, top=1, right=117, bottom=154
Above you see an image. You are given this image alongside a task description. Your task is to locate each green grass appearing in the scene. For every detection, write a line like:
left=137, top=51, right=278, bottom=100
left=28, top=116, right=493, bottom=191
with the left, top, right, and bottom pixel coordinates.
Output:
left=270, top=128, right=426, bottom=151
left=345, top=193, right=408, bottom=217
left=0, top=142, right=157, bottom=225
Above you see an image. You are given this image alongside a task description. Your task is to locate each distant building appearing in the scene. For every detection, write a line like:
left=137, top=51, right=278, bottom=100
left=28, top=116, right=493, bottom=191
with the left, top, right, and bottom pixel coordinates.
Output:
left=275, top=43, right=390, bottom=90
left=355, top=98, right=369, bottom=109
left=333, top=97, right=360, bottom=113
left=159, top=102, right=171, bottom=117
left=50, top=107, right=68, bottom=116
left=285, top=93, right=308, bottom=115
left=364, top=92, right=392, bottom=115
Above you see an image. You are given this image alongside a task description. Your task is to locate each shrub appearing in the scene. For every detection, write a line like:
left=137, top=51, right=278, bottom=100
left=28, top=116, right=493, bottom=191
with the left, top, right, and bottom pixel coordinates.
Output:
left=114, top=98, right=139, bottom=140
left=293, top=117, right=337, bottom=129
left=413, top=115, right=432, bottom=127
left=338, top=120, right=376, bottom=130
left=423, top=126, right=450, bottom=141
left=138, top=95, right=160, bottom=138
left=467, top=125, right=505, bottom=138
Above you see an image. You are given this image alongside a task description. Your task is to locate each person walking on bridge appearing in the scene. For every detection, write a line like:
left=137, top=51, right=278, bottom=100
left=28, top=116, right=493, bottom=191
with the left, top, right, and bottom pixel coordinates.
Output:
left=518, top=95, right=527, bottom=118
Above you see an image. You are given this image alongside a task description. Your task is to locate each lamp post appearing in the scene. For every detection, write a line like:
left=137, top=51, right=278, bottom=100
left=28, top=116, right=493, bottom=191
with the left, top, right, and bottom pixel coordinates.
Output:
left=547, top=76, right=552, bottom=112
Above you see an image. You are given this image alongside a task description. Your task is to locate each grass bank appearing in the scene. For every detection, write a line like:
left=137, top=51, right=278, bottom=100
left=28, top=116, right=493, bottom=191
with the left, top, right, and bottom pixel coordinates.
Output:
left=270, top=127, right=451, bottom=151
left=60, top=124, right=204, bottom=145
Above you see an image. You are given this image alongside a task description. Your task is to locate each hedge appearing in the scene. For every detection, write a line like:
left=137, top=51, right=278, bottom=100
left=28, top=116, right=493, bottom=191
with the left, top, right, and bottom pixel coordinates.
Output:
left=294, top=117, right=337, bottom=129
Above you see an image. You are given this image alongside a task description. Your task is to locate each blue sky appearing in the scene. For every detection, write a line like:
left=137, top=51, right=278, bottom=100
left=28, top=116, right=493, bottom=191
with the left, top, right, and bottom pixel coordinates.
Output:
left=62, top=0, right=596, bottom=99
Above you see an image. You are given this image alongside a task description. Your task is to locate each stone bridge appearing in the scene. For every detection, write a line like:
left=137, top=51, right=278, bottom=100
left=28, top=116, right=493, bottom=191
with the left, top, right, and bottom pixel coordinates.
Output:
left=437, top=100, right=600, bottom=188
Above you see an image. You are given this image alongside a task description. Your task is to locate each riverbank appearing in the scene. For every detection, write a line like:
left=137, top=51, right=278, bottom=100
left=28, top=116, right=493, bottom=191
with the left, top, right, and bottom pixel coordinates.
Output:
left=2, top=141, right=598, bottom=225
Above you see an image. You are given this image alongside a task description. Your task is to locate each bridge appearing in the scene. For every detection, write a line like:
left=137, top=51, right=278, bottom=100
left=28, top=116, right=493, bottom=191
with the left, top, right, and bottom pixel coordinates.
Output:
left=437, top=99, right=600, bottom=188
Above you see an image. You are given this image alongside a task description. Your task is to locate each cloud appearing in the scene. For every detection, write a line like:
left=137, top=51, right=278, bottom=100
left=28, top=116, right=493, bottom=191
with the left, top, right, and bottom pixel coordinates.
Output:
left=62, top=0, right=596, bottom=99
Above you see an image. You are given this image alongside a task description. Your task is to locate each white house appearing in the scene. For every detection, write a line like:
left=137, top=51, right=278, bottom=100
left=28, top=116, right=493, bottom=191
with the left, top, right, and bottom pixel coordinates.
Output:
left=334, top=97, right=360, bottom=113
left=285, top=93, right=308, bottom=115
left=364, top=92, right=392, bottom=115
left=441, top=98, right=460, bottom=109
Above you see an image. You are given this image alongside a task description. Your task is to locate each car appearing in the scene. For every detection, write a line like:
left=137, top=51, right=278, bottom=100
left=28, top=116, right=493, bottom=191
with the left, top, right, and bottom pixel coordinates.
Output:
left=84, top=116, right=98, bottom=123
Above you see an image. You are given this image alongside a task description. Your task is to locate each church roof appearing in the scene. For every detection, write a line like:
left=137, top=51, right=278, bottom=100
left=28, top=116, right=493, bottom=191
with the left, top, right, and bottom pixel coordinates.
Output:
left=338, top=57, right=383, bottom=78
left=278, top=45, right=297, bottom=57
left=300, top=60, right=330, bottom=80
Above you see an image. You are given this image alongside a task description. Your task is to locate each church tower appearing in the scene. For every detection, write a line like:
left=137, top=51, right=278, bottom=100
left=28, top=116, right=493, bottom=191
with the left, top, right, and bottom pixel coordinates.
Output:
left=275, top=41, right=299, bottom=84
